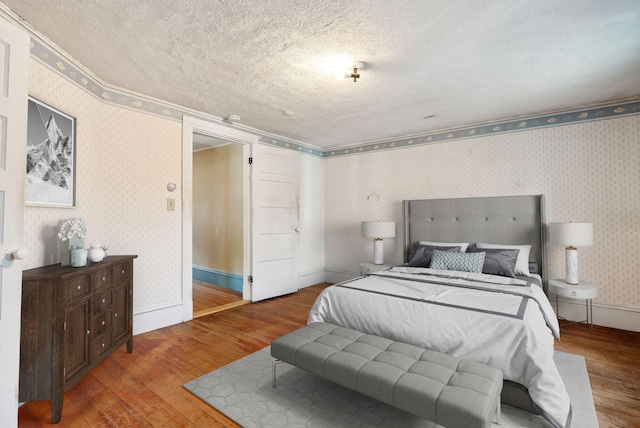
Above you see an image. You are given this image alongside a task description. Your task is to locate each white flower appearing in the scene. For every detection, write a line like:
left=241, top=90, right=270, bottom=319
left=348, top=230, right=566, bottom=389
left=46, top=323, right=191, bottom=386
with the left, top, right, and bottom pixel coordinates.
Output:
left=58, top=219, right=87, bottom=241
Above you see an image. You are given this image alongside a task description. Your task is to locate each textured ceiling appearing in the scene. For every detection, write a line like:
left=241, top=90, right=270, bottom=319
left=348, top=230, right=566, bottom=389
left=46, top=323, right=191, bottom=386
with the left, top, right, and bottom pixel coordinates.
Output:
left=4, top=0, right=640, bottom=149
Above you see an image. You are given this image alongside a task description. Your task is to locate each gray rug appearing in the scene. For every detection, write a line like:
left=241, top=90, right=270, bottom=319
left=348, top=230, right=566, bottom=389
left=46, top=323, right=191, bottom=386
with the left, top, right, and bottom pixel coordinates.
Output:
left=184, top=347, right=597, bottom=428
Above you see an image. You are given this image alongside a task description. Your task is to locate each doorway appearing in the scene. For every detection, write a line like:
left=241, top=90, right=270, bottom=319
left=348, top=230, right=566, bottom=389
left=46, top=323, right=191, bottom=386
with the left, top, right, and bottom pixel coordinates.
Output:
left=192, top=138, right=245, bottom=317
left=182, top=116, right=257, bottom=321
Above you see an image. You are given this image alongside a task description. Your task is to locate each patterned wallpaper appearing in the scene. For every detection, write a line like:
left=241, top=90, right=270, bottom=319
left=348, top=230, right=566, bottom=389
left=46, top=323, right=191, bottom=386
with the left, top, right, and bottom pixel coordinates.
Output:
left=26, top=60, right=183, bottom=311
left=325, top=115, right=640, bottom=309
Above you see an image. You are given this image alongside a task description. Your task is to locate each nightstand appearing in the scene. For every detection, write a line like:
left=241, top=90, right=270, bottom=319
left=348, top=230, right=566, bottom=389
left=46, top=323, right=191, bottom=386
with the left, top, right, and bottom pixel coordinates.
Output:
left=548, top=279, right=597, bottom=337
left=360, top=262, right=393, bottom=275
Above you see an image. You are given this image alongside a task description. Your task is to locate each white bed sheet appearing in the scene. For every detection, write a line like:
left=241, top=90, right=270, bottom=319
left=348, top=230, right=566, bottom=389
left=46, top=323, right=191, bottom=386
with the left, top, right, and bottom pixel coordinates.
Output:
left=308, top=266, right=571, bottom=428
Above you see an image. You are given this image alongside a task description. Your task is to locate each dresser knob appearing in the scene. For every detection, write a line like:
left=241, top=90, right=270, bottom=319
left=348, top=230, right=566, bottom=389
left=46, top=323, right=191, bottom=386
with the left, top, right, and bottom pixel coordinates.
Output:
left=102, top=321, right=105, bottom=326
left=122, top=269, right=125, bottom=274
left=102, top=298, right=106, bottom=303
left=102, top=343, right=105, bottom=348
left=87, top=330, right=91, bottom=335
left=77, top=285, right=81, bottom=290
left=103, top=276, right=106, bottom=281
left=114, top=313, right=118, bottom=318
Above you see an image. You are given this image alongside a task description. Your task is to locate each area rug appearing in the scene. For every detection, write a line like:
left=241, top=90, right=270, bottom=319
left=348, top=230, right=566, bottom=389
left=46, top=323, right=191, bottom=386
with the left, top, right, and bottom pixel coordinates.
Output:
left=184, top=347, right=597, bottom=428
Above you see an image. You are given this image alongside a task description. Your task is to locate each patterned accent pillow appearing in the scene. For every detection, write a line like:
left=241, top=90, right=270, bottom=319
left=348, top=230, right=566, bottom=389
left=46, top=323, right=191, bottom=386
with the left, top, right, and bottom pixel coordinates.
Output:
left=430, top=250, right=486, bottom=273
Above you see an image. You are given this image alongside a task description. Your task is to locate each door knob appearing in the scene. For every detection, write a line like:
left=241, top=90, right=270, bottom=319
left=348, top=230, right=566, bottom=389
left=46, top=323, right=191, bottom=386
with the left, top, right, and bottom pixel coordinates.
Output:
left=4, top=247, right=28, bottom=261
left=295, top=227, right=300, bottom=232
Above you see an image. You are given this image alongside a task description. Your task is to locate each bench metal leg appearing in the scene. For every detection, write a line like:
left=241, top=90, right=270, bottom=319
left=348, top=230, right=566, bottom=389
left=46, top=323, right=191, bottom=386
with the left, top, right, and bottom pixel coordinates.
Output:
left=272, top=359, right=283, bottom=388
left=496, top=399, right=501, bottom=425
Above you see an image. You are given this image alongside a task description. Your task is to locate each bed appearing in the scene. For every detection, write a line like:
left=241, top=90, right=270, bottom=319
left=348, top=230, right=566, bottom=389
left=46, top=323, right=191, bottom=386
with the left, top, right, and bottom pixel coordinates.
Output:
left=309, top=195, right=572, bottom=428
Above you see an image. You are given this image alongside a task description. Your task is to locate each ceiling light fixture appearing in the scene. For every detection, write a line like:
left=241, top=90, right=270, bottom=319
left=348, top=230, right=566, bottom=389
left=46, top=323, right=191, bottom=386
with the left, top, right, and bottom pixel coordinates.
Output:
left=349, top=62, right=364, bottom=82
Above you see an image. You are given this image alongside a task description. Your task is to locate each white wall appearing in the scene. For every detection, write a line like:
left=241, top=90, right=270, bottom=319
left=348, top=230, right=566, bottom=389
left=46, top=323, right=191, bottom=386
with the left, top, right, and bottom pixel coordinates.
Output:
left=299, top=153, right=326, bottom=287
left=324, top=115, right=640, bottom=331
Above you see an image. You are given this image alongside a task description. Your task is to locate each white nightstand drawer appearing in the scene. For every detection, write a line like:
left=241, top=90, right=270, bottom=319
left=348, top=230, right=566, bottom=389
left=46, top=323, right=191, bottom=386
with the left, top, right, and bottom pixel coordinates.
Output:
left=549, top=279, right=597, bottom=299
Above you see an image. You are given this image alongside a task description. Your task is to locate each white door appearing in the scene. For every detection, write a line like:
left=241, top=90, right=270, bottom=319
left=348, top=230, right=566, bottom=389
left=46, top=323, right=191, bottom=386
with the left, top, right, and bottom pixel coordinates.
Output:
left=0, top=15, right=29, bottom=428
left=251, top=143, right=299, bottom=301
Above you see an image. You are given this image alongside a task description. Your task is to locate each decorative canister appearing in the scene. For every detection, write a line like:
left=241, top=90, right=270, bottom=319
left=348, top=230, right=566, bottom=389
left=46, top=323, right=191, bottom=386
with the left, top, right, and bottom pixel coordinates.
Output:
left=88, top=243, right=106, bottom=263
left=70, top=246, right=87, bottom=267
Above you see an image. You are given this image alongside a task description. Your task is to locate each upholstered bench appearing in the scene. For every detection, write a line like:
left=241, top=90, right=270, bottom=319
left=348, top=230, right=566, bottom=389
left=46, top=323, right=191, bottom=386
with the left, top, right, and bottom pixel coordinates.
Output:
left=271, top=322, right=502, bottom=428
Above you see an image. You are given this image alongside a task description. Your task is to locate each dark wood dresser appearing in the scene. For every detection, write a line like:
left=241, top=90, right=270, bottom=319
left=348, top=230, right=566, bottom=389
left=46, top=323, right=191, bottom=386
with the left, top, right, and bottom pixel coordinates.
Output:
left=19, top=255, right=137, bottom=423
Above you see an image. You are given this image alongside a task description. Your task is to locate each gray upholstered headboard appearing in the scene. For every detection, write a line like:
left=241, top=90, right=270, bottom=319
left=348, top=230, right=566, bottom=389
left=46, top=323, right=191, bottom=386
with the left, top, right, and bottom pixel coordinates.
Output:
left=403, top=195, right=547, bottom=288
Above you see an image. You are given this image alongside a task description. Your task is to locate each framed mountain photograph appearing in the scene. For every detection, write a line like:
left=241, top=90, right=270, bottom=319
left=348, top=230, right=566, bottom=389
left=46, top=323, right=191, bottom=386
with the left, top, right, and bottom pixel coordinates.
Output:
left=25, top=97, right=76, bottom=207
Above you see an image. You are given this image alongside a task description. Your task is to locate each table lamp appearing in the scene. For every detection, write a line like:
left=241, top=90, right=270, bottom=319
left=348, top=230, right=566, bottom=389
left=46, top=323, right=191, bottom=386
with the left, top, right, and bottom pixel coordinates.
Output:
left=549, top=222, right=593, bottom=284
left=361, top=221, right=396, bottom=265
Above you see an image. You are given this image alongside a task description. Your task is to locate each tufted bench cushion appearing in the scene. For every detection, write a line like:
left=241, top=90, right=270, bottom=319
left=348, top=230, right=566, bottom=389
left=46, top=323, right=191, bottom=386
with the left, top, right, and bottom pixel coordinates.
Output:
left=271, top=322, right=502, bottom=428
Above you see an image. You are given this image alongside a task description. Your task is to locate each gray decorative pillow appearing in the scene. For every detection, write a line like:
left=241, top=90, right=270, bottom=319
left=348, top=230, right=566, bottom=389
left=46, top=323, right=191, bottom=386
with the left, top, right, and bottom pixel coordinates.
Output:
left=476, top=243, right=532, bottom=276
left=430, top=250, right=485, bottom=273
left=407, top=244, right=461, bottom=267
left=467, top=247, right=520, bottom=278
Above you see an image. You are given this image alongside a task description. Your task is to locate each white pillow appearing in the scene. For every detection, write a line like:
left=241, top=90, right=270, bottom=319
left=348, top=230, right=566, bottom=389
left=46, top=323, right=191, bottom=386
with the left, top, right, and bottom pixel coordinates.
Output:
left=419, top=241, right=470, bottom=252
left=475, top=243, right=532, bottom=276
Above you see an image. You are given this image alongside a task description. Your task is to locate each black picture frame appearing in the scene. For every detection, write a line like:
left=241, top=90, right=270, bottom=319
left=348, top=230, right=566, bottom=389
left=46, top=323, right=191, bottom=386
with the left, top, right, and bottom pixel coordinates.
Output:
left=25, top=97, right=76, bottom=207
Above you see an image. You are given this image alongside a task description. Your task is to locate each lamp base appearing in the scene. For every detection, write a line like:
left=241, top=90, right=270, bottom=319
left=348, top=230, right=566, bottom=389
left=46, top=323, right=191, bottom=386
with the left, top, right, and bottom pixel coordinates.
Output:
left=373, top=239, right=384, bottom=265
left=565, top=247, right=578, bottom=284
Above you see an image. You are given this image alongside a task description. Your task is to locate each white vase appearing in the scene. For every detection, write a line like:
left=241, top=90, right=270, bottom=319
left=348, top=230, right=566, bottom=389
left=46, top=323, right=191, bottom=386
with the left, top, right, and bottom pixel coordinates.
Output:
left=88, top=243, right=106, bottom=263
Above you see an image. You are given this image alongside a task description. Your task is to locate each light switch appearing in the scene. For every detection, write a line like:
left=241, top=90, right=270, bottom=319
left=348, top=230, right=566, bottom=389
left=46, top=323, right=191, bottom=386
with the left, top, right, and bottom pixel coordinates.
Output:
left=167, top=198, right=175, bottom=211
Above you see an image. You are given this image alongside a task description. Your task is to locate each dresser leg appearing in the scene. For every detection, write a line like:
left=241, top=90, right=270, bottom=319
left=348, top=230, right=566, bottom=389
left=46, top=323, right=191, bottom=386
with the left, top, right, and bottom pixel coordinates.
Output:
left=126, top=337, right=133, bottom=353
left=51, top=397, right=63, bottom=424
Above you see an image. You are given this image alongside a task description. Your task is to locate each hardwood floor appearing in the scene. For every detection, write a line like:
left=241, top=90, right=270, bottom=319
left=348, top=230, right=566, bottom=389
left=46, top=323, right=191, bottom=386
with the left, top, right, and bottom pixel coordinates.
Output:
left=18, top=283, right=640, bottom=427
left=192, top=280, right=248, bottom=318
left=554, top=320, right=640, bottom=427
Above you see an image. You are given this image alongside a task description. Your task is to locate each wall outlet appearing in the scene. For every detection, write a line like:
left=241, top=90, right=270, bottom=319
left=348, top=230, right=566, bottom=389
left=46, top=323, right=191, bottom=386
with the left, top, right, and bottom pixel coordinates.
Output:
left=167, top=198, right=175, bottom=211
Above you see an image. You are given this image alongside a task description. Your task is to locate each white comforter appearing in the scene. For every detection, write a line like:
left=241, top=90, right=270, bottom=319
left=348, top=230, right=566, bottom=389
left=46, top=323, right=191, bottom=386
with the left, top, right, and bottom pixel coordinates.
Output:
left=308, top=266, right=571, bottom=428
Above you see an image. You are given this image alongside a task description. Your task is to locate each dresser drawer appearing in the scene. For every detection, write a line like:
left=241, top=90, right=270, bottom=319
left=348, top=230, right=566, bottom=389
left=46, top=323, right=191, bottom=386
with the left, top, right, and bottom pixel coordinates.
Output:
left=93, top=269, right=113, bottom=290
left=93, top=289, right=112, bottom=313
left=92, top=330, right=112, bottom=359
left=64, top=276, right=91, bottom=301
left=92, top=310, right=113, bottom=335
left=112, top=263, right=131, bottom=282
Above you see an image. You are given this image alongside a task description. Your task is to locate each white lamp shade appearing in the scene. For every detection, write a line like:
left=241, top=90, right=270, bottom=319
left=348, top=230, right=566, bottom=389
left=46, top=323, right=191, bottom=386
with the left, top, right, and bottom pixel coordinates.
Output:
left=361, top=221, right=396, bottom=239
left=549, top=222, right=593, bottom=247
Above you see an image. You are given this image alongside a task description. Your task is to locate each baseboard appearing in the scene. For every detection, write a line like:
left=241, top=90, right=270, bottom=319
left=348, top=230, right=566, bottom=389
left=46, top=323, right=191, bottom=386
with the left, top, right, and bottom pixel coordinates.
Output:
left=193, top=265, right=243, bottom=292
left=555, top=298, right=640, bottom=333
left=299, top=270, right=326, bottom=288
left=133, top=301, right=183, bottom=335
